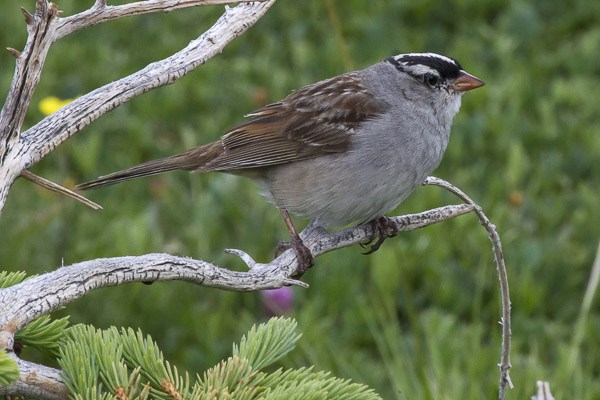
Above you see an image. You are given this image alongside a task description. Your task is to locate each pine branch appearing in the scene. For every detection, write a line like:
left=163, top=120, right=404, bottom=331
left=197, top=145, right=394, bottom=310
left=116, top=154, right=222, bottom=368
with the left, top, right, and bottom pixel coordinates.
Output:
left=0, top=351, right=19, bottom=386
left=15, top=315, right=70, bottom=357
left=57, top=317, right=381, bottom=399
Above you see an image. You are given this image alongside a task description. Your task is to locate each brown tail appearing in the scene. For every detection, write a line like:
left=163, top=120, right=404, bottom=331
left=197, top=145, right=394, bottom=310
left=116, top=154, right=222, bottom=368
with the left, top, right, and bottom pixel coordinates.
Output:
left=76, top=145, right=214, bottom=190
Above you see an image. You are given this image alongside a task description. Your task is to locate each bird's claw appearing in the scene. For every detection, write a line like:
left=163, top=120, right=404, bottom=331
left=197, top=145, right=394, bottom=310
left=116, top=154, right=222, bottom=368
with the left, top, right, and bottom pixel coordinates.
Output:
left=275, top=236, right=314, bottom=278
left=361, top=216, right=399, bottom=255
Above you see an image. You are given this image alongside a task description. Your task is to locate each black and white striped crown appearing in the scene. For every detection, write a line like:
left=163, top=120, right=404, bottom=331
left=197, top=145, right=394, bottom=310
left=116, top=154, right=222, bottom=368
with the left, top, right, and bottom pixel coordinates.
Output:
left=386, top=52, right=463, bottom=81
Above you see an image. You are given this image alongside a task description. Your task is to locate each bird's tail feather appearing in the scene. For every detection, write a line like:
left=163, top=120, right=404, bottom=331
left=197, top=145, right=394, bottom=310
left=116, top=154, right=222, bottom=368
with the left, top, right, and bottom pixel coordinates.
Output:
left=76, top=146, right=210, bottom=190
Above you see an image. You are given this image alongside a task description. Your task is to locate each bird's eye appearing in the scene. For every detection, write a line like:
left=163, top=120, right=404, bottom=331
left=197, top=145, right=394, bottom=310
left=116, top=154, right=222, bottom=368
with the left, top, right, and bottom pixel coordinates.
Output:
left=423, top=73, right=439, bottom=87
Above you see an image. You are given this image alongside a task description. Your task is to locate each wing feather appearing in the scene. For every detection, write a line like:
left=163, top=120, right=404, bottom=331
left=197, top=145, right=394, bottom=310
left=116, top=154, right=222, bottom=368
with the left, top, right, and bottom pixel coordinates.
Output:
left=200, top=72, right=388, bottom=172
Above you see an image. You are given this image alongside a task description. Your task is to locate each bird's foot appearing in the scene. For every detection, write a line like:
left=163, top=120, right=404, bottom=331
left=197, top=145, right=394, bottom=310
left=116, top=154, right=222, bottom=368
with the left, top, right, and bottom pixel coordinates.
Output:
left=360, top=216, right=399, bottom=255
left=275, top=235, right=314, bottom=278
left=275, top=208, right=315, bottom=277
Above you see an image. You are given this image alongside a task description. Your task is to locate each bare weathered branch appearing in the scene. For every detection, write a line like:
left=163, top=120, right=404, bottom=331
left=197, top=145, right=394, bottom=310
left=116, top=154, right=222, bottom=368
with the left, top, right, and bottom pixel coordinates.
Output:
left=55, top=0, right=260, bottom=39
left=0, top=0, right=275, bottom=213
left=0, top=176, right=507, bottom=400
left=0, top=357, right=66, bottom=400
left=0, top=202, right=473, bottom=332
left=1, top=1, right=59, bottom=154
left=424, top=177, right=512, bottom=399
left=0, top=201, right=472, bottom=399
left=20, top=1, right=274, bottom=166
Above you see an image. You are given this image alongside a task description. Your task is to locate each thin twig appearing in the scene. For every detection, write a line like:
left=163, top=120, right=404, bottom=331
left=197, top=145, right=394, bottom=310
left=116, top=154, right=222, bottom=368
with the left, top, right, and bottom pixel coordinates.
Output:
left=423, top=176, right=512, bottom=399
left=20, top=170, right=102, bottom=210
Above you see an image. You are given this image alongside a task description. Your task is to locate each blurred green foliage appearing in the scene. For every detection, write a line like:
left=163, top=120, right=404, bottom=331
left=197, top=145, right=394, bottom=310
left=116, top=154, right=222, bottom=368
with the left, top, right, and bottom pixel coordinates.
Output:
left=0, top=0, right=599, bottom=398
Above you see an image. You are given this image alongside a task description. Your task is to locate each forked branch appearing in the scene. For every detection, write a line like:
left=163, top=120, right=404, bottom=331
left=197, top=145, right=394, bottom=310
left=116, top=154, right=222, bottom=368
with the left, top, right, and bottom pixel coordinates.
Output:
left=0, top=1, right=511, bottom=399
left=0, top=0, right=275, bottom=213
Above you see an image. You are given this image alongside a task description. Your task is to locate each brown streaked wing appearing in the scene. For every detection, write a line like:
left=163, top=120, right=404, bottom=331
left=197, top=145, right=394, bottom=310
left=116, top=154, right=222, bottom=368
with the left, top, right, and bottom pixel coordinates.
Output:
left=199, top=72, right=388, bottom=172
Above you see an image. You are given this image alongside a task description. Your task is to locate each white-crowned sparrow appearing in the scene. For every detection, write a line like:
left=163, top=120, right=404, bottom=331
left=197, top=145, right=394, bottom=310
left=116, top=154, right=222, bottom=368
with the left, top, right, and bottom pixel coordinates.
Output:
left=78, top=52, right=484, bottom=274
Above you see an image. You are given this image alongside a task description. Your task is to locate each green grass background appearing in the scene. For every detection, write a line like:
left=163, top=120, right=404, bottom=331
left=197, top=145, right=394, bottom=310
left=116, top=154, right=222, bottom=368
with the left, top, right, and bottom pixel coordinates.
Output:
left=1, top=0, right=599, bottom=398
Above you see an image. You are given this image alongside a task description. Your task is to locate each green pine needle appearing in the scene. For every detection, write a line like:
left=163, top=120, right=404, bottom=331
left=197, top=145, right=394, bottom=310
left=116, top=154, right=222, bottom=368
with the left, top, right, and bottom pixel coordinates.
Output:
left=59, top=325, right=102, bottom=396
left=119, top=327, right=190, bottom=398
left=0, top=271, right=29, bottom=288
left=0, top=350, right=19, bottom=386
left=16, top=315, right=70, bottom=357
left=260, top=368, right=381, bottom=400
left=58, top=318, right=380, bottom=399
left=119, top=327, right=168, bottom=386
left=233, top=317, right=302, bottom=371
left=195, top=356, right=256, bottom=398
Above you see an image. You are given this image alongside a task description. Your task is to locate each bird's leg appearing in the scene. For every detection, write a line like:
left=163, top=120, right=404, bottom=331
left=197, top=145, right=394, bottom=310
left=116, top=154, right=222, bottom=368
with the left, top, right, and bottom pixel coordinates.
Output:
left=275, top=208, right=314, bottom=277
left=361, top=216, right=399, bottom=255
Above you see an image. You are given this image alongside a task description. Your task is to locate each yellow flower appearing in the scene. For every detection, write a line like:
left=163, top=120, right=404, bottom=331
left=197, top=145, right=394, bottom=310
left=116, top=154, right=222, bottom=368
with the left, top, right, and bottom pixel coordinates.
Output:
left=39, top=96, right=75, bottom=116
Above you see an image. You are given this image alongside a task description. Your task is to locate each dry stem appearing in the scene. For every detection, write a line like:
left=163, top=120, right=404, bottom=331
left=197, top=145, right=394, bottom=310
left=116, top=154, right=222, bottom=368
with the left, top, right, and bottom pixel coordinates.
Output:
left=424, top=177, right=512, bottom=399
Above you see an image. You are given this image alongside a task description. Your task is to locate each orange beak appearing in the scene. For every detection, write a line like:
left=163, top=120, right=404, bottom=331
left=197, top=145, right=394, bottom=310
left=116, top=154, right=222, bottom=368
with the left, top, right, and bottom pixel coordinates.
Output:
left=452, top=71, right=485, bottom=92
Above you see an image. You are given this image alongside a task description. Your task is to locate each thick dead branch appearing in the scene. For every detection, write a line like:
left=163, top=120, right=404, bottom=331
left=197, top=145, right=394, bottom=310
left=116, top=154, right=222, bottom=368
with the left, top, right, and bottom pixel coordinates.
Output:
left=0, top=174, right=510, bottom=400
left=0, top=200, right=474, bottom=399
left=0, top=357, right=66, bottom=400
left=0, top=202, right=473, bottom=332
left=20, top=1, right=274, bottom=165
left=0, top=1, right=59, bottom=160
